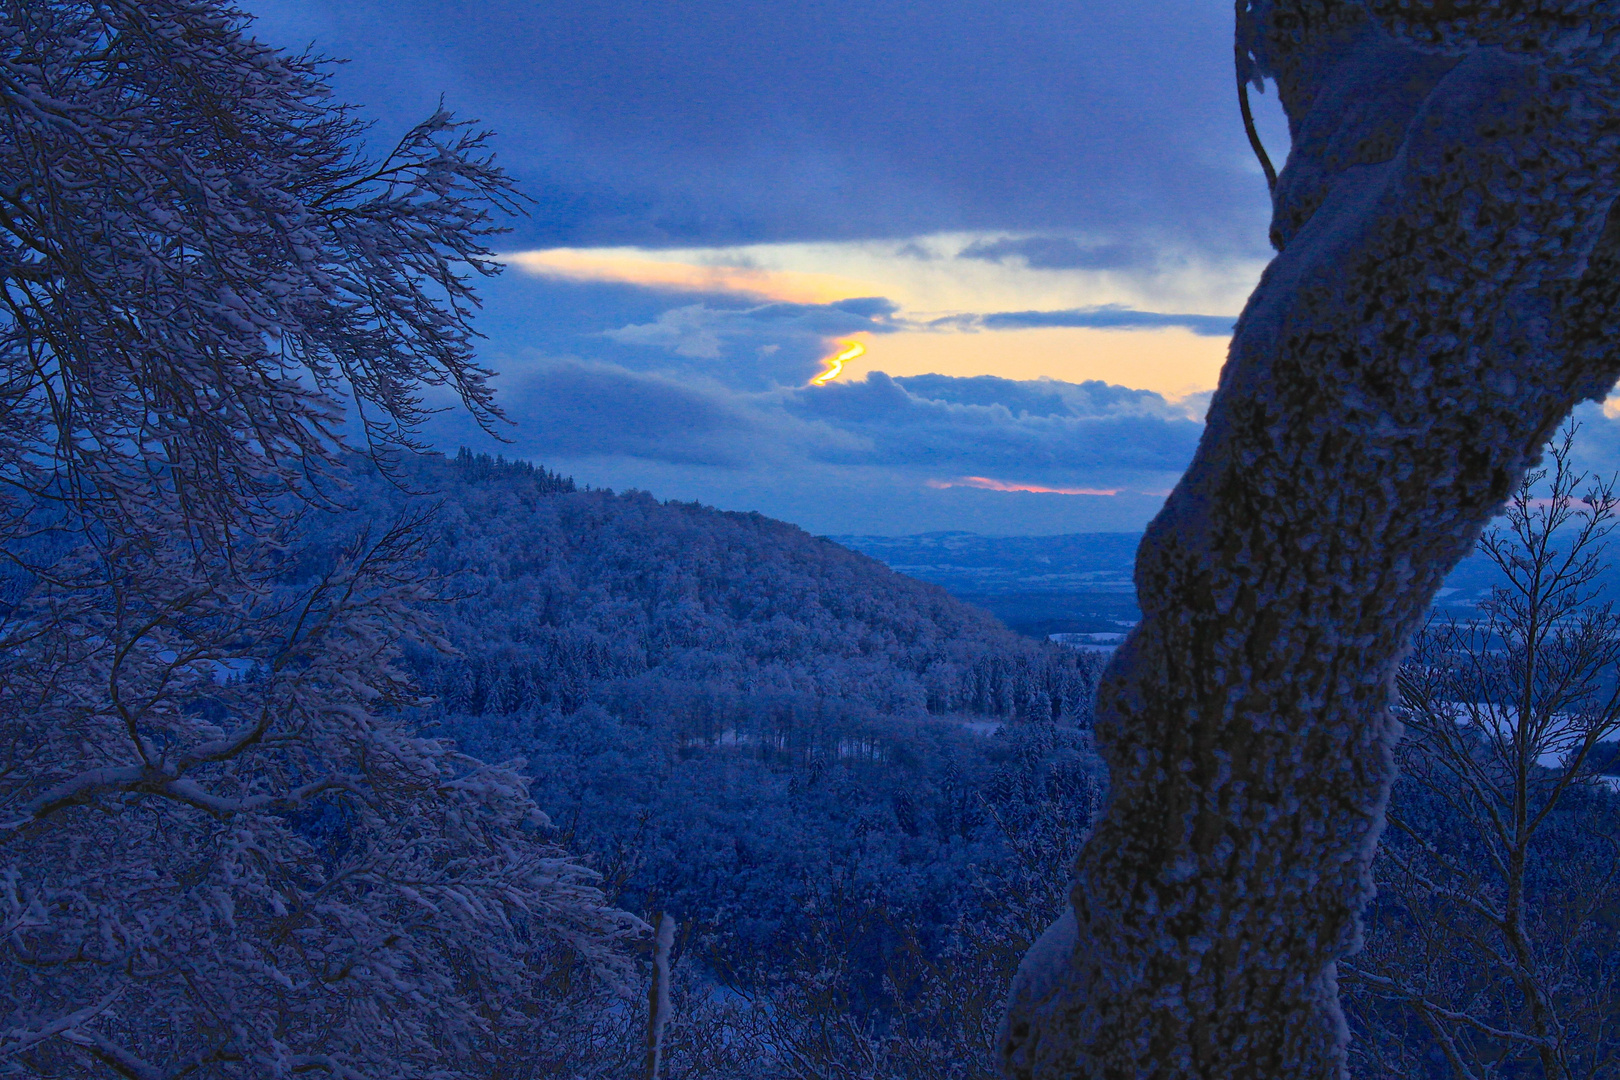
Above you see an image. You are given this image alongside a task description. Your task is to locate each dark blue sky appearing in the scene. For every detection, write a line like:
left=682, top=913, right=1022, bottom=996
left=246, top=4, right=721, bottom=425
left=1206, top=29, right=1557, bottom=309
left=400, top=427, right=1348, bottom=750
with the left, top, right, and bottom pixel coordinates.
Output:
left=255, top=0, right=1280, bottom=254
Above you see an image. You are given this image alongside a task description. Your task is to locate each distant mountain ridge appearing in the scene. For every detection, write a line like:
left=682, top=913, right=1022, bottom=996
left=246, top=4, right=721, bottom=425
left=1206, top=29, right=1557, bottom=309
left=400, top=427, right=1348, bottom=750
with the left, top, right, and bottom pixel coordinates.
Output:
left=836, top=527, right=1620, bottom=639
left=828, top=531, right=1139, bottom=596
left=832, top=531, right=1144, bottom=637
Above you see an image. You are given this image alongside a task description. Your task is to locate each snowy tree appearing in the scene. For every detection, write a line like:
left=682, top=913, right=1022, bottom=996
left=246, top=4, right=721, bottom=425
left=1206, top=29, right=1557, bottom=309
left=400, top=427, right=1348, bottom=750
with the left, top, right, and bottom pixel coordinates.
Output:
left=1345, top=427, right=1620, bottom=1079
left=0, top=2, right=639, bottom=1076
left=1003, top=3, right=1620, bottom=1077
left=0, top=0, right=511, bottom=539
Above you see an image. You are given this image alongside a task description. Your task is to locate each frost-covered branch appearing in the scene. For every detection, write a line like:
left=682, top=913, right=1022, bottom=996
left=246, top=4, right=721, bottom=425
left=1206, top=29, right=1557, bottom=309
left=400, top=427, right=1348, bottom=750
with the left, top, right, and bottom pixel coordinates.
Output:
left=0, top=2, right=639, bottom=1075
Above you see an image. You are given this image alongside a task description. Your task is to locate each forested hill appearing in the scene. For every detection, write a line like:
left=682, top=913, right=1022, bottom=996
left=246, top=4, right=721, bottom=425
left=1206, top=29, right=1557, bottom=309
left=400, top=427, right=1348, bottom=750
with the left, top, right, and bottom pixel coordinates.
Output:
left=392, top=450, right=1095, bottom=733
left=315, top=450, right=1104, bottom=1031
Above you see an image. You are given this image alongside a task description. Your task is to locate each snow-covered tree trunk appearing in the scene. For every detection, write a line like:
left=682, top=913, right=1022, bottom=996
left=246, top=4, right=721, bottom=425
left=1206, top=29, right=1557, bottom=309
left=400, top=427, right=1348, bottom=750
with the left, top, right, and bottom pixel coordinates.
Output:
left=1001, top=3, right=1620, bottom=1076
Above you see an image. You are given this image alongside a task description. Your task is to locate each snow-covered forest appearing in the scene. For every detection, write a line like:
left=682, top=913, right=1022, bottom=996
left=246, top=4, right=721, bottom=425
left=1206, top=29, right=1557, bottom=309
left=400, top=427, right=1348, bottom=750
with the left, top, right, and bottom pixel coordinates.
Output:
left=6, top=1, right=1620, bottom=1078
left=288, top=447, right=1620, bottom=1079
left=345, top=450, right=1109, bottom=1075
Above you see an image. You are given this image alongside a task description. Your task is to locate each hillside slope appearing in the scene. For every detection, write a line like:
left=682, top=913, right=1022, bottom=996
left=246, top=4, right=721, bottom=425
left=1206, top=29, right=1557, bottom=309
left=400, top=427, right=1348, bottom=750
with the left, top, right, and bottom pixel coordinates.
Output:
left=404, top=452, right=1095, bottom=732
left=318, top=453, right=1103, bottom=978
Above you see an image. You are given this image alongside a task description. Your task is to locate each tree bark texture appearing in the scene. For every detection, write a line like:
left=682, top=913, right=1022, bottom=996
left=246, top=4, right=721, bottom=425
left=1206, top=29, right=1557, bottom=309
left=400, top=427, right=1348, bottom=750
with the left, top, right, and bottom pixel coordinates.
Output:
left=1001, top=3, right=1620, bottom=1077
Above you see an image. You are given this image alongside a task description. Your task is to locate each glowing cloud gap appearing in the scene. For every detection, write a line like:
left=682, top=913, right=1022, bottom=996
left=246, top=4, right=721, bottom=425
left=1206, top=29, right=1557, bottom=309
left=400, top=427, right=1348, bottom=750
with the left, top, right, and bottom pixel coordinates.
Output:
left=810, top=340, right=865, bottom=385
left=927, top=476, right=1122, bottom=496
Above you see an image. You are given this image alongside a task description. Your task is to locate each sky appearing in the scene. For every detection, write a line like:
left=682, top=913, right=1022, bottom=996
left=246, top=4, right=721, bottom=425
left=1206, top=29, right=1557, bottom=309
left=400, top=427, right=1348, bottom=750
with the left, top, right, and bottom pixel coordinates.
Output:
left=252, top=0, right=1620, bottom=536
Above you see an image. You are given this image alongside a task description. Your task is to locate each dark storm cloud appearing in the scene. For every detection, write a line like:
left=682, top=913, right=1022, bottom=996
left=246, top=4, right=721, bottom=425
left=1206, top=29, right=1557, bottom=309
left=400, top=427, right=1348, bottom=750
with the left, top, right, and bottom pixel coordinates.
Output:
left=828, top=297, right=903, bottom=319
left=483, top=360, right=1200, bottom=484
left=785, top=373, right=1202, bottom=477
left=957, top=236, right=1145, bottom=271
left=977, top=305, right=1237, bottom=337
left=889, top=374, right=1186, bottom=418
left=248, top=0, right=1279, bottom=253
left=510, top=362, right=762, bottom=467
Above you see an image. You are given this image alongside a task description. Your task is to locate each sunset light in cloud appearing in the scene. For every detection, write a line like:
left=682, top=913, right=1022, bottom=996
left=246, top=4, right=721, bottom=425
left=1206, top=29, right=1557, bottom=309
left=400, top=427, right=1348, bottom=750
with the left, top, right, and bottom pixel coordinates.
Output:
left=927, top=476, right=1123, bottom=496
left=846, top=324, right=1230, bottom=402
left=810, top=340, right=866, bottom=385
left=506, top=238, right=1243, bottom=401
left=504, top=247, right=876, bottom=305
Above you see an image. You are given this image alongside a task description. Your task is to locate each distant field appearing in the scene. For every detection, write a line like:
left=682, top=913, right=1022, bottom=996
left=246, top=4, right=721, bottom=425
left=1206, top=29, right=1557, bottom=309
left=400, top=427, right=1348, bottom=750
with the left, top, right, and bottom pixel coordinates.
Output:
left=836, top=530, right=1620, bottom=640
left=831, top=532, right=1141, bottom=638
left=951, top=592, right=1141, bottom=638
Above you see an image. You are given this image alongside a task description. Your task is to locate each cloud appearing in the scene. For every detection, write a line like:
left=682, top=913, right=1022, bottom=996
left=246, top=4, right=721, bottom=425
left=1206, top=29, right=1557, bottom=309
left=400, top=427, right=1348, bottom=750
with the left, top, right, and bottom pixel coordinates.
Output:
left=958, top=236, right=1144, bottom=271
left=976, top=305, right=1236, bottom=337
left=602, top=305, right=729, bottom=359
left=599, top=299, right=901, bottom=388
left=502, top=361, right=763, bottom=466
left=503, top=235, right=1269, bottom=324
left=474, top=360, right=1199, bottom=483
left=586, top=290, right=1234, bottom=392
left=1567, top=399, right=1620, bottom=477
left=785, top=372, right=1202, bottom=477
left=466, top=267, right=1238, bottom=410
left=505, top=248, right=879, bottom=304
left=828, top=297, right=901, bottom=319
left=894, top=241, right=938, bottom=261
left=434, top=359, right=1204, bottom=532
left=888, top=373, right=1192, bottom=419
left=248, top=1, right=1280, bottom=257
left=927, top=476, right=1124, bottom=495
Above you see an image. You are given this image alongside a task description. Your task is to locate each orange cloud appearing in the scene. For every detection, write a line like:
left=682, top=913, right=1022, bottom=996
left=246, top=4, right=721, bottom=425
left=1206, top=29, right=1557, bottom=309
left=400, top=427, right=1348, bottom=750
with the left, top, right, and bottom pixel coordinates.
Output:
left=504, top=248, right=877, bottom=305
left=809, top=339, right=867, bottom=386
left=841, top=325, right=1229, bottom=402
left=927, top=476, right=1122, bottom=496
